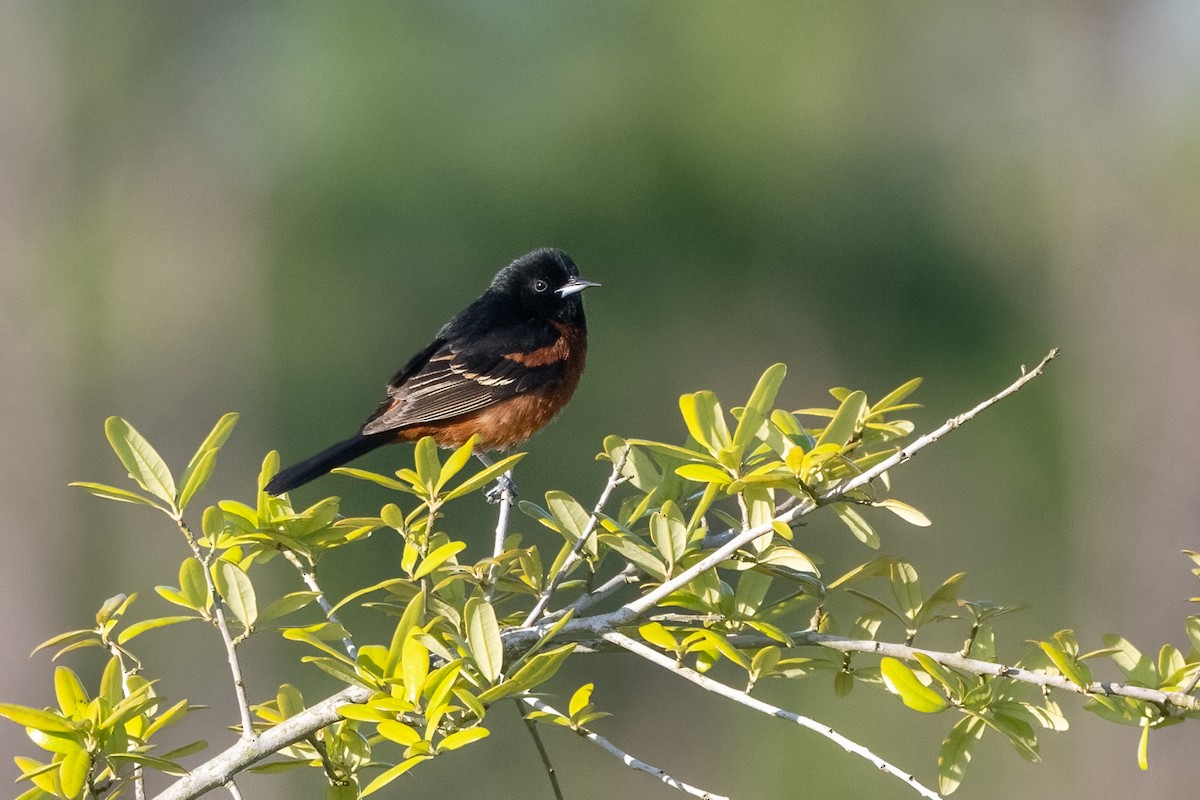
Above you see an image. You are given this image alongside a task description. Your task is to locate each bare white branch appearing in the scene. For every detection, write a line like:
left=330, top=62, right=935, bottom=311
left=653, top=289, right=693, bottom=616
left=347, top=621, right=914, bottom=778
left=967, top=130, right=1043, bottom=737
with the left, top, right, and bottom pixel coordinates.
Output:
left=153, top=686, right=370, bottom=800
left=605, top=631, right=944, bottom=800
left=521, top=696, right=730, bottom=800
left=485, top=468, right=516, bottom=601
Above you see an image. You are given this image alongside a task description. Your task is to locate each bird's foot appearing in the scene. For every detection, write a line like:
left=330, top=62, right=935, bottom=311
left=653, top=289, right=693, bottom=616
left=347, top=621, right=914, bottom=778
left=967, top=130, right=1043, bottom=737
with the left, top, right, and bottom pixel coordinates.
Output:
left=486, top=473, right=518, bottom=504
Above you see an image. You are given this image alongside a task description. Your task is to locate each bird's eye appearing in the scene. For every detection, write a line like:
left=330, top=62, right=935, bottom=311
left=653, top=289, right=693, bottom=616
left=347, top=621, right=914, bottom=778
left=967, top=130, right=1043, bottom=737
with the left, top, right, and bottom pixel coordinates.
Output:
left=533, top=279, right=549, bottom=293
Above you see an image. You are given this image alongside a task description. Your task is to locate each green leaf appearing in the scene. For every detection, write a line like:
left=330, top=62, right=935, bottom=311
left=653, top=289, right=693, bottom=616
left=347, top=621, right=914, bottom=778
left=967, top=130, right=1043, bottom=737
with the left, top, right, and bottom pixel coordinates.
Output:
left=649, top=505, right=686, bottom=571
left=873, top=498, right=932, bottom=527
left=332, top=577, right=410, bottom=615
left=360, top=755, right=431, bottom=796
left=569, top=683, right=594, bottom=718
left=1138, top=720, right=1150, bottom=771
left=68, top=481, right=168, bottom=512
left=384, top=594, right=426, bottom=678
left=465, top=597, right=504, bottom=683
left=142, top=699, right=192, bottom=739
left=258, top=591, right=319, bottom=624
left=509, top=644, right=576, bottom=691
left=413, top=541, right=467, bottom=580
left=378, top=719, right=422, bottom=746
left=0, top=704, right=76, bottom=733
left=889, top=561, right=922, bottom=625
left=176, top=449, right=218, bottom=512
left=333, top=467, right=416, bottom=494
left=1102, top=634, right=1157, bottom=686
left=402, top=630, right=430, bottom=705
left=597, top=533, right=667, bottom=581
left=916, top=573, right=966, bottom=627
left=443, top=452, right=526, bottom=501
left=118, top=616, right=198, bottom=644
left=879, top=658, right=949, bottom=713
left=815, top=391, right=867, bottom=449
left=436, top=435, right=479, bottom=492
left=870, top=377, right=923, bottom=414
left=938, top=714, right=985, bottom=795
left=104, top=417, right=177, bottom=508
left=638, top=622, right=679, bottom=652
left=107, top=752, right=188, bottom=776
left=833, top=503, right=879, bottom=548
left=59, top=746, right=89, bottom=799
left=1039, top=642, right=1093, bottom=688
left=439, top=726, right=489, bottom=752
left=413, top=436, right=441, bottom=492
left=178, top=412, right=239, bottom=503
left=988, top=712, right=1040, bottom=762
left=546, top=491, right=592, bottom=542
left=674, top=463, right=732, bottom=485
left=179, top=557, right=209, bottom=611
left=53, top=668, right=88, bottom=718
left=679, top=391, right=730, bottom=455
left=732, top=363, right=787, bottom=450
left=214, top=561, right=257, bottom=629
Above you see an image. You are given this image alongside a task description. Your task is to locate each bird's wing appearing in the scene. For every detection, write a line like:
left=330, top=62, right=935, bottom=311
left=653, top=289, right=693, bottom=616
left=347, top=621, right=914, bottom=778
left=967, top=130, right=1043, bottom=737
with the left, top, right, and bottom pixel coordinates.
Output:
left=360, top=328, right=566, bottom=435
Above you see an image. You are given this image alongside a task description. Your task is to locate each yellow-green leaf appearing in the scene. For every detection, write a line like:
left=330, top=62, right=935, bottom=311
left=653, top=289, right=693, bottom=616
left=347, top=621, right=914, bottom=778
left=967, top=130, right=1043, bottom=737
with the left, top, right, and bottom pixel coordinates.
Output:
left=104, top=417, right=177, bottom=507
left=214, top=561, right=257, bottom=628
left=814, top=391, right=867, bottom=449
left=873, top=498, right=932, bottom=527
left=834, top=503, right=879, bottom=548
left=361, top=755, right=430, bottom=796
left=569, top=683, right=594, bottom=718
left=438, top=726, right=489, bottom=752
left=464, top=597, right=503, bottom=684
left=68, top=481, right=167, bottom=512
left=674, top=463, right=731, bottom=485
left=880, top=657, right=948, bottom=713
left=443, top=452, right=526, bottom=501
left=0, top=703, right=76, bottom=733
left=436, top=435, right=479, bottom=492
left=938, top=714, right=985, bottom=795
left=59, top=746, right=89, bottom=799
left=413, top=541, right=467, bottom=580
left=53, top=668, right=88, bottom=718
left=732, top=363, right=787, bottom=450
left=402, top=630, right=430, bottom=705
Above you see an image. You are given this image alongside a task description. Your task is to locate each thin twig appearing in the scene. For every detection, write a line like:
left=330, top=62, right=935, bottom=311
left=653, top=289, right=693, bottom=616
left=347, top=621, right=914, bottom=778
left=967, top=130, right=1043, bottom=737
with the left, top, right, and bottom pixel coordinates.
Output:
left=282, top=550, right=358, bottom=660
left=485, top=466, right=517, bottom=601
left=224, top=781, right=243, bottom=799
left=516, top=698, right=565, bottom=800
left=176, top=518, right=255, bottom=742
left=769, top=631, right=1200, bottom=713
left=521, top=696, right=729, bottom=800
left=606, top=631, right=943, bottom=800
left=547, top=565, right=641, bottom=621
left=523, top=450, right=628, bottom=626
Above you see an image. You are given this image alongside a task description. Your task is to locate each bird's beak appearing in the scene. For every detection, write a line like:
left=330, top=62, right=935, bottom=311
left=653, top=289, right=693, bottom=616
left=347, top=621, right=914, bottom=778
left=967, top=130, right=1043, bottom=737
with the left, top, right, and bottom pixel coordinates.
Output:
left=557, top=277, right=601, bottom=298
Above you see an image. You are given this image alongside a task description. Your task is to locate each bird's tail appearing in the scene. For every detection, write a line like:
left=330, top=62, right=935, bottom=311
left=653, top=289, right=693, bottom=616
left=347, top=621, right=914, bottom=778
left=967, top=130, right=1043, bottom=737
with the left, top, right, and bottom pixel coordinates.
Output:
left=266, top=432, right=392, bottom=495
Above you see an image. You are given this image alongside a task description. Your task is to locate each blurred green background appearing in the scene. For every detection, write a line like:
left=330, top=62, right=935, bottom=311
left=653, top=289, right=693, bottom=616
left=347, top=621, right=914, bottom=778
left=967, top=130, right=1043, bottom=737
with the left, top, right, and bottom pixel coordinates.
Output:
left=2, top=2, right=1198, bottom=797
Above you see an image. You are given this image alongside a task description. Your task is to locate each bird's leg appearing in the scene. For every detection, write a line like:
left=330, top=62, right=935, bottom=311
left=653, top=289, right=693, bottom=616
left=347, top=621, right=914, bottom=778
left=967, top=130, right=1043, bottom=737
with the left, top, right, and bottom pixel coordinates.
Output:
left=475, top=451, right=518, bottom=503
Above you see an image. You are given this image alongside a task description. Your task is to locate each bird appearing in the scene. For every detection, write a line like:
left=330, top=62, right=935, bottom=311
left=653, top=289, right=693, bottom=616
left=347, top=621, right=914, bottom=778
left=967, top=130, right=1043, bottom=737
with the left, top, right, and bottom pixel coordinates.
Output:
left=265, top=248, right=599, bottom=496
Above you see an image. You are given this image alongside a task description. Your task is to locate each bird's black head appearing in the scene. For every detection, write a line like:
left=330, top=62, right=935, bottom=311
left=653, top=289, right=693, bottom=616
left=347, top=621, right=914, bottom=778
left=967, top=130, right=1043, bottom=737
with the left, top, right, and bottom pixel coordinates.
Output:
left=491, top=248, right=599, bottom=324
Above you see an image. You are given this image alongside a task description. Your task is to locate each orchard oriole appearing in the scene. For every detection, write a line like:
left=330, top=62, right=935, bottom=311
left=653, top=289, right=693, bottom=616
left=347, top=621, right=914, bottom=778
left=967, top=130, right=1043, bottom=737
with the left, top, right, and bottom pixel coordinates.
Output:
left=266, top=248, right=598, bottom=496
